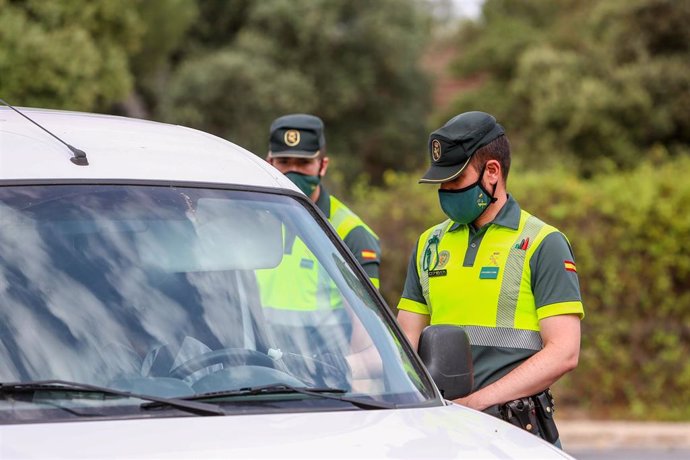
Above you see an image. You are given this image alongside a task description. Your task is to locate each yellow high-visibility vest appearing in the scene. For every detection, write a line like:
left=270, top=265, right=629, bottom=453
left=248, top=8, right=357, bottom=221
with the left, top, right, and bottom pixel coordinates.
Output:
left=256, top=195, right=378, bottom=317
left=416, top=210, right=557, bottom=348
left=330, top=196, right=380, bottom=288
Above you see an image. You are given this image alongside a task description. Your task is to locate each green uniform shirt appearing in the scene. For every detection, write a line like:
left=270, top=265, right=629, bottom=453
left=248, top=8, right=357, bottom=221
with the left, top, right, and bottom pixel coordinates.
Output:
left=316, top=187, right=381, bottom=286
left=398, top=196, right=584, bottom=389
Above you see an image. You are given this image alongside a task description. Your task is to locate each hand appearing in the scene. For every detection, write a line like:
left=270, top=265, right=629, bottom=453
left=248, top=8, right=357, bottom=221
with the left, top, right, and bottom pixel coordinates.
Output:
left=453, top=392, right=490, bottom=411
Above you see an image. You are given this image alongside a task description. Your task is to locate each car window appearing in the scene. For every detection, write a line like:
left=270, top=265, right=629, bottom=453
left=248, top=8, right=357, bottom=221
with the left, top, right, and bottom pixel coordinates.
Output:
left=0, top=184, right=433, bottom=420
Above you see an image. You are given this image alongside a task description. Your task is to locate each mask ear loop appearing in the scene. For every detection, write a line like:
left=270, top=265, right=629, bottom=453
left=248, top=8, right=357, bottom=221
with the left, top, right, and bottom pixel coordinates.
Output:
left=479, top=163, right=498, bottom=204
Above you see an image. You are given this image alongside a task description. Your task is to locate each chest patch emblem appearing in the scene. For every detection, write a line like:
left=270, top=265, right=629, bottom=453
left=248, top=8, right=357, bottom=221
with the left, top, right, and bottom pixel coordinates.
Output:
left=437, top=250, right=450, bottom=269
left=428, top=269, right=447, bottom=278
left=479, top=266, right=499, bottom=279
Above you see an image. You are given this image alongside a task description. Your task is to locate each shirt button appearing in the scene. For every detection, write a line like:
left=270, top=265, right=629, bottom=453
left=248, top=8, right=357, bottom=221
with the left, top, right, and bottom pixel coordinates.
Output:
left=470, top=243, right=476, bottom=248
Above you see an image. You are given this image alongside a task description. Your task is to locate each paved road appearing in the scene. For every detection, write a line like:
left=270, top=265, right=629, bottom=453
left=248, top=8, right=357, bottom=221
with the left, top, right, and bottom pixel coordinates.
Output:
left=568, top=448, right=690, bottom=460
left=559, top=420, right=690, bottom=460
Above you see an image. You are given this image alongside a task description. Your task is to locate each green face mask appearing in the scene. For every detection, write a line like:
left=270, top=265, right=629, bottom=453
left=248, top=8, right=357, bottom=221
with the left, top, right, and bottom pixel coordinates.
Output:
left=285, top=171, right=321, bottom=196
left=438, top=167, right=496, bottom=225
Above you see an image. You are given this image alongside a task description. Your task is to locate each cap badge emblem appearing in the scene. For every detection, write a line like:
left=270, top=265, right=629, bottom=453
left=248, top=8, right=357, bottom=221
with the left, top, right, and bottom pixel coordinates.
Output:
left=284, top=129, right=300, bottom=147
left=431, top=139, right=442, bottom=162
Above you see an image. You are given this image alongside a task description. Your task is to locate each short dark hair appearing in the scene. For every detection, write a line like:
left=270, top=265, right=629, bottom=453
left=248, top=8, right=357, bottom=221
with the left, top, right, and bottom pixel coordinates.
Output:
left=470, top=134, right=511, bottom=182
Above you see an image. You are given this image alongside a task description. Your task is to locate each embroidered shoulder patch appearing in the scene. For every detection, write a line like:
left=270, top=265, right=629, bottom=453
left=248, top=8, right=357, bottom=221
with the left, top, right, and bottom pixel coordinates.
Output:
left=361, top=250, right=377, bottom=260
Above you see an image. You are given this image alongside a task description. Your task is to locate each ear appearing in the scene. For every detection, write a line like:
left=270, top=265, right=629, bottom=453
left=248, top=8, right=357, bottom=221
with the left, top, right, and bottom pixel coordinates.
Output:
left=319, top=157, right=330, bottom=177
left=266, top=154, right=273, bottom=163
left=484, top=159, right=501, bottom=185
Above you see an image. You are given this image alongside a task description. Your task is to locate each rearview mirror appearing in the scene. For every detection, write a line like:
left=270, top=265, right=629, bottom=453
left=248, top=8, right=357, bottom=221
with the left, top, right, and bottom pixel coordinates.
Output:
left=418, top=325, right=473, bottom=400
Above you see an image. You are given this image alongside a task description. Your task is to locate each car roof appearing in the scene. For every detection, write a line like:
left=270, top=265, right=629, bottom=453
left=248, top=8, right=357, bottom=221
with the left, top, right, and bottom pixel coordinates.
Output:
left=0, top=106, right=298, bottom=191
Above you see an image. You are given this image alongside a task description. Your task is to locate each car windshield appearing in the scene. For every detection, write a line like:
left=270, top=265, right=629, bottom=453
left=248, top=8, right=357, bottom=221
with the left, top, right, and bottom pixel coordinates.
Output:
left=0, top=184, right=434, bottom=420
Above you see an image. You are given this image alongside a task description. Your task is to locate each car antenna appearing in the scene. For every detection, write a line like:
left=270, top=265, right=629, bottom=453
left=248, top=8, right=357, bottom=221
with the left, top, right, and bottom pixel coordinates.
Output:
left=0, top=98, right=89, bottom=166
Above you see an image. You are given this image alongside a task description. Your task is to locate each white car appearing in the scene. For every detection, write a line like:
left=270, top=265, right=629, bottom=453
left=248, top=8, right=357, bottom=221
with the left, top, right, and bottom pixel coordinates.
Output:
left=0, top=106, right=571, bottom=459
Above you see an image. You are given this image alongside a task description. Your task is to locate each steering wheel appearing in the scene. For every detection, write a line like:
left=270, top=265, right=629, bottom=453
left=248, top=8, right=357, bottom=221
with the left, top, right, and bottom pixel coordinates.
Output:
left=168, top=348, right=275, bottom=380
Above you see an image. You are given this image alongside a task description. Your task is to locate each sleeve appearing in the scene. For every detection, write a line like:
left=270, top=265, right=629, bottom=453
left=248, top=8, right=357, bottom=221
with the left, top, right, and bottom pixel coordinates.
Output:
left=343, top=226, right=381, bottom=288
left=396, top=242, right=430, bottom=315
left=529, top=232, right=585, bottom=320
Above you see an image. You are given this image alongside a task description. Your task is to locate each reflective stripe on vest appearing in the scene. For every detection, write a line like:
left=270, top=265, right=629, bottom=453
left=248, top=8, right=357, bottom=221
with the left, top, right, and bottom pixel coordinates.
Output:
left=329, top=195, right=379, bottom=241
left=416, top=210, right=556, bottom=344
left=496, top=216, right=545, bottom=328
left=463, top=325, right=543, bottom=351
left=329, top=195, right=380, bottom=287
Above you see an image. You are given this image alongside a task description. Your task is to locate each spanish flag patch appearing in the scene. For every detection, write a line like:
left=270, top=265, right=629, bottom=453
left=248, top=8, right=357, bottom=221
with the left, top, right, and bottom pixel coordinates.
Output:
left=564, top=260, right=577, bottom=272
left=361, top=250, right=377, bottom=260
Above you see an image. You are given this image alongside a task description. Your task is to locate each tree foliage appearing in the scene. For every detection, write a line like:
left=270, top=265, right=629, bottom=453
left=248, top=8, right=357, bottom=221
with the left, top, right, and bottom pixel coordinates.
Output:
left=445, top=0, right=690, bottom=176
left=1, top=0, right=432, bottom=182
left=0, top=0, right=142, bottom=110
left=126, top=0, right=198, bottom=115
left=160, top=0, right=433, bottom=181
left=161, top=50, right=318, bottom=149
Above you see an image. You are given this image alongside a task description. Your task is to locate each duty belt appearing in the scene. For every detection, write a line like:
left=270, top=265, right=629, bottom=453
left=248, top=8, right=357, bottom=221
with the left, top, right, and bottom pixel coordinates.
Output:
left=484, top=389, right=559, bottom=444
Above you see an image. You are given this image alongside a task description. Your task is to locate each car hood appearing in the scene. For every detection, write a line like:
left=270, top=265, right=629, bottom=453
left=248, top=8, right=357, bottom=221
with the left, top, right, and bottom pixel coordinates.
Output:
left=0, top=403, right=570, bottom=459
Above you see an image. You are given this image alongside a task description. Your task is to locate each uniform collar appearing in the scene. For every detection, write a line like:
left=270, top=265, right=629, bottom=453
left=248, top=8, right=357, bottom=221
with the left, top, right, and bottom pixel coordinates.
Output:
left=449, top=194, right=521, bottom=232
left=315, top=185, right=331, bottom=218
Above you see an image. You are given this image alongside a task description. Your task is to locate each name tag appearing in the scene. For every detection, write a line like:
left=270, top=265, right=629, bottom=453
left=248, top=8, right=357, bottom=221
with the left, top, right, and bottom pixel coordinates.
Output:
left=300, top=258, right=314, bottom=269
left=479, top=266, right=499, bottom=279
left=428, top=269, right=447, bottom=278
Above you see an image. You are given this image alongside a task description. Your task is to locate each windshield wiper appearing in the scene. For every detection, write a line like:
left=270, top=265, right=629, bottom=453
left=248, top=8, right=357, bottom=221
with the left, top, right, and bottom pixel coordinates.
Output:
left=0, top=380, right=226, bottom=416
left=169, top=383, right=395, bottom=410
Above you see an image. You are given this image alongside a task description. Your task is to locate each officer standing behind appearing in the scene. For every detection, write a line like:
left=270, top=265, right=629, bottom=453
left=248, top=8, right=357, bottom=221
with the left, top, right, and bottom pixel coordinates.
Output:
left=266, top=113, right=381, bottom=287
left=258, top=114, right=383, bottom=390
left=396, top=111, right=584, bottom=445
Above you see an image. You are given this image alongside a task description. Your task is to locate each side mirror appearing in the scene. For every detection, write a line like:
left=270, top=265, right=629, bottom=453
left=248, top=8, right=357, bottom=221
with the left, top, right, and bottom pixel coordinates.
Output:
left=418, top=325, right=473, bottom=400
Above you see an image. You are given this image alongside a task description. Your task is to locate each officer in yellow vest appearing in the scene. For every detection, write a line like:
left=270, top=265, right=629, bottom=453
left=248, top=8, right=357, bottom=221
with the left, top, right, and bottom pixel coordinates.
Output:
left=264, top=113, right=381, bottom=288
left=397, top=111, right=584, bottom=445
left=257, top=114, right=381, bottom=371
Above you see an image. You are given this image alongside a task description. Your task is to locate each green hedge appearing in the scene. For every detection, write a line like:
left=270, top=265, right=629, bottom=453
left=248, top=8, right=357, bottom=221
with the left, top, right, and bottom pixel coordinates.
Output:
left=344, top=155, right=690, bottom=420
